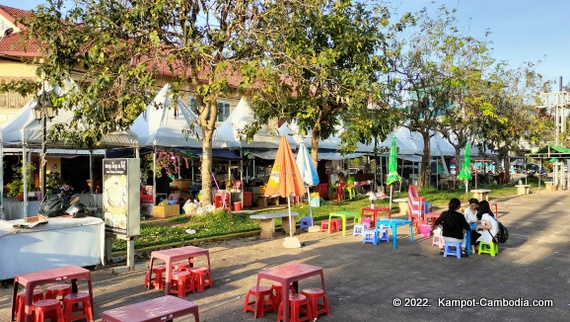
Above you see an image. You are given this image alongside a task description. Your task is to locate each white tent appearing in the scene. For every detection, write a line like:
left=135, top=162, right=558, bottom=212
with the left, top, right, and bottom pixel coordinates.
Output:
left=130, top=84, right=233, bottom=149
left=390, top=127, right=455, bottom=156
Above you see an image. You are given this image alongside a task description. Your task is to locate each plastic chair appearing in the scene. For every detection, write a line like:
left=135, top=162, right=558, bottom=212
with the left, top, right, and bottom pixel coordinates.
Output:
left=408, top=185, right=426, bottom=233
left=362, top=230, right=376, bottom=244
left=345, top=177, right=356, bottom=199
left=375, top=227, right=390, bottom=244
left=243, top=285, right=275, bottom=318
left=353, top=224, right=366, bottom=236
left=277, top=293, right=313, bottom=322
left=443, top=242, right=462, bottom=259
left=478, top=241, right=499, bottom=256
left=63, top=292, right=94, bottom=322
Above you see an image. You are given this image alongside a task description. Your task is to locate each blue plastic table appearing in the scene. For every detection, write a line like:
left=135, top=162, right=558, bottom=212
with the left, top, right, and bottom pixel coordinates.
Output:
left=465, top=223, right=478, bottom=256
left=375, top=218, right=414, bottom=249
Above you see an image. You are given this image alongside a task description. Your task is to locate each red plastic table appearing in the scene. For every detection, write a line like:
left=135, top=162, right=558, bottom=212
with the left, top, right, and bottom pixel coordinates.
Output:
left=11, top=265, right=93, bottom=322
left=360, top=207, right=391, bottom=226
left=256, top=263, right=325, bottom=322
left=424, top=211, right=442, bottom=230
left=102, top=295, right=199, bottom=321
left=148, top=246, right=211, bottom=295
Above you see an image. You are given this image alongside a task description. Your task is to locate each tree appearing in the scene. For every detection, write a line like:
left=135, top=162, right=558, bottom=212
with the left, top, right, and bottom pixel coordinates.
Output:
left=8, top=0, right=265, bottom=205
left=248, top=0, right=397, bottom=164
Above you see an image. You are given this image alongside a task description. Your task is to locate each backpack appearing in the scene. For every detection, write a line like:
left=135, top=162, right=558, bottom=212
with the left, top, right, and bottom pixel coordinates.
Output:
left=489, top=218, right=508, bottom=243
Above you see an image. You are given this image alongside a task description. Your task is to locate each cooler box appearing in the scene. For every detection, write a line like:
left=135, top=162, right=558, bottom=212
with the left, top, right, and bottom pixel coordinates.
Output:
left=317, top=183, right=329, bottom=200
left=243, top=191, right=253, bottom=207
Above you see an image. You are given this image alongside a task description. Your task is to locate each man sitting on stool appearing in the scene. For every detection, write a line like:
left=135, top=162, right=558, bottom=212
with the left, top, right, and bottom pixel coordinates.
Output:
left=58, top=181, right=80, bottom=206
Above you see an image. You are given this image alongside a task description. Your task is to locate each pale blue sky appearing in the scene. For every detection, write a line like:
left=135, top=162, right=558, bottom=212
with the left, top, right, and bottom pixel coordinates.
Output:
left=7, top=0, right=570, bottom=88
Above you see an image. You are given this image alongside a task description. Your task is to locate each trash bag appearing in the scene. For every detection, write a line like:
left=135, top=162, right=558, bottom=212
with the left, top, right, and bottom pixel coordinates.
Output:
left=39, top=198, right=67, bottom=217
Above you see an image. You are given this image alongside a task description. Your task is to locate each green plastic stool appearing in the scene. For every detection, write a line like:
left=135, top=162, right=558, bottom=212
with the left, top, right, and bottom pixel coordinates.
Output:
left=478, top=242, right=499, bottom=256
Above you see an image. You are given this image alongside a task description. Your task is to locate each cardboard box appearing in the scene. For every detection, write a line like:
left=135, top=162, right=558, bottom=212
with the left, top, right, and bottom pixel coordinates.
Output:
left=172, top=179, right=193, bottom=190
left=153, top=204, right=180, bottom=218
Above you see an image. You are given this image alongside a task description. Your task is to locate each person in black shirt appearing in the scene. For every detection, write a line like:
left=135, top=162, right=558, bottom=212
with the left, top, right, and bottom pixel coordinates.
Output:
left=435, top=198, right=471, bottom=257
left=57, top=181, right=80, bottom=206
left=155, top=168, right=172, bottom=195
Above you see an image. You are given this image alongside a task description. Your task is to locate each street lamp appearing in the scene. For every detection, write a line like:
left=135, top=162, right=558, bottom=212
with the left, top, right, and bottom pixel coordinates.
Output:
left=33, top=91, right=55, bottom=201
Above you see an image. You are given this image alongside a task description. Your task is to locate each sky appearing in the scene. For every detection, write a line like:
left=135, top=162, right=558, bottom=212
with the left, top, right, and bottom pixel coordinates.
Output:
left=6, top=0, right=570, bottom=90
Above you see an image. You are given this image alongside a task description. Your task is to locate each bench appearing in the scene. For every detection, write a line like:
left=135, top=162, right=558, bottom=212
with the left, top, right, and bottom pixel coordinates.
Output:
left=515, top=184, right=530, bottom=195
left=249, top=211, right=299, bottom=239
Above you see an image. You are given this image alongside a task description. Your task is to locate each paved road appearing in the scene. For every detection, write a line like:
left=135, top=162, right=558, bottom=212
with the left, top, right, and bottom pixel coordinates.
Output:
left=1, top=188, right=569, bottom=321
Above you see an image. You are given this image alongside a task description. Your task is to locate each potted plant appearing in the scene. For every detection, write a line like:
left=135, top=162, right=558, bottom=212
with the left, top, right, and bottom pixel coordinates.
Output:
left=7, top=162, right=36, bottom=201
left=47, top=172, right=64, bottom=194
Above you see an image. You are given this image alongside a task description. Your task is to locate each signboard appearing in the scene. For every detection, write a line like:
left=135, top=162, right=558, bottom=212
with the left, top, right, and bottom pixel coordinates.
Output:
left=102, top=158, right=140, bottom=237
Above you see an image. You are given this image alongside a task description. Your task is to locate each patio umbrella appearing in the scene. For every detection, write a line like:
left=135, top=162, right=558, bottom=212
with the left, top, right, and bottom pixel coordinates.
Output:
left=457, top=143, right=472, bottom=203
left=385, top=137, right=401, bottom=213
left=296, top=142, right=320, bottom=232
left=265, top=136, right=306, bottom=248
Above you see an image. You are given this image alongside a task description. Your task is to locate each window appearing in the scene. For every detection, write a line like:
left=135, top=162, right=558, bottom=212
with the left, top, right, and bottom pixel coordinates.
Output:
left=216, top=101, right=230, bottom=122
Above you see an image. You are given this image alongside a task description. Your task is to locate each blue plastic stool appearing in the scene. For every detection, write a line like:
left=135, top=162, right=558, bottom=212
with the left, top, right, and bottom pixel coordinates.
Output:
left=443, top=242, right=462, bottom=258
left=374, top=226, right=390, bottom=244
left=299, top=217, right=312, bottom=230
left=353, top=224, right=366, bottom=236
left=362, top=230, right=376, bottom=244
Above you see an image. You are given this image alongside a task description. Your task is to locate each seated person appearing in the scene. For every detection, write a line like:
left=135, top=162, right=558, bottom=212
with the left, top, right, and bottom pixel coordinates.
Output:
left=435, top=198, right=471, bottom=257
left=146, top=170, right=154, bottom=186
left=475, top=200, right=500, bottom=249
left=464, top=198, right=480, bottom=253
left=57, top=181, right=80, bottom=206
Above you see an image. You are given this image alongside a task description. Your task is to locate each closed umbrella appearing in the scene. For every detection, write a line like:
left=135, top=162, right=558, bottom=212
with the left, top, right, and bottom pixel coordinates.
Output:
left=457, top=143, right=472, bottom=203
left=385, top=137, right=401, bottom=213
left=296, top=142, right=320, bottom=231
left=265, top=136, right=306, bottom=248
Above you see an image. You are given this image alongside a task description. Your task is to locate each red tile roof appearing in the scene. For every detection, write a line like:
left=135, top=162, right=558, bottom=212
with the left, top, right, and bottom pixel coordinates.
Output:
left=0, top=5, right=41, bottom=58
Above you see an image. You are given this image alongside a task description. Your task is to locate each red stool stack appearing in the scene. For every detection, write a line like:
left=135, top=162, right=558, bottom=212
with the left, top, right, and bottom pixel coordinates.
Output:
left=189, top=267, right=212, bottom=292
left=63, top=292, right=94, bottom=322
left=33, top=299, right=65, bottom=322
left=170, top=271, right=194, bottom=298
left=45, top=284, right=72, bottom=306
left=302, top=287, right=330, bottom=318
left=16, top=289, right=44, bottom=320
left=144, top=264, right=166, bottom=290
left=277, top=293, right=313, bottom=322
left=320, top=220, right=331, bottom=232
left=243, top=285, right=275, bottom=318
left=172, top=261, right=190, bottom=272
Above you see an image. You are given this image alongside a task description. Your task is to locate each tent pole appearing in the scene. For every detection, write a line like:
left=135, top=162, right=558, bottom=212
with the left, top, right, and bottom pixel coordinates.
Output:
left=89, top=150, right=94, bottom=207
left=22, top=141, right=28, bottom=218
left=240, top=149, right=244, bottom=209
left=153, top=146, right=157, bottom=205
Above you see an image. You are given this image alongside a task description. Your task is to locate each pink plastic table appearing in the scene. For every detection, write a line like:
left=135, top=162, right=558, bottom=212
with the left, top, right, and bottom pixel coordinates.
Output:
left=102, top=295, right=199, bottom=321
left=256, top=263, right=325, bottom=322
left=11, top=265, right=93, bottom=322
left=148, top=246, right=211, bottom=295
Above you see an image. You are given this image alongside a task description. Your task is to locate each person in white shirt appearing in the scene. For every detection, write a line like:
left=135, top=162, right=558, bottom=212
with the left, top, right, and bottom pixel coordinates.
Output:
left=475, top=200, right=500, bottom=246
left=464, top=198, right=479, bottom=254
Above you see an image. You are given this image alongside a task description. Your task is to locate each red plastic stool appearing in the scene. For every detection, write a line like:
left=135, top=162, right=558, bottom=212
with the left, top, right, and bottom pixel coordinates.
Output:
left=144, top=264, right=166, bottom=290
left=63, top=292, right=93, bottom=322
left=243, top=285, right=275, bottom=318
left=277, top=293, right=313, bottom=322
left=189, top=267, right=212, bottom=292
left=330, top=219, right=342, bottom=232
left=45, top=284, right=72, bottom=305
left=170, top=271, right=194, bottom=298
left=172, top=261, right=190, bottom=272
left=16, top=289, right=44, bottom=319
left=33, top=299, right=65, bottom=322
left=271, top=282, right=297, bottom=311
left=320, top=220, right=331, bottom=232
left=302, top=287, right=330, bottom=318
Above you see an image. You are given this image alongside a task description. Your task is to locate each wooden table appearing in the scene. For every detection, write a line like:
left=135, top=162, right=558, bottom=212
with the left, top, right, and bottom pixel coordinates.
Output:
left=256, top=263, right=325, bottom=322
left=11, top=265, right=93, bottom=322
left=102, top=295, right=199, bottom=322
left=149, top=246, right=211, bottom=295
left=375, top=218, right=414, bottom=249
left=360, top=207, right=391, bottom=227
left=328, top=211, right=360, bottom=236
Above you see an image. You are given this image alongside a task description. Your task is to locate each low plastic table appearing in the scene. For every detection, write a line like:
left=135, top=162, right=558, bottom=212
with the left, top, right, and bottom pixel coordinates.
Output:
left=102, top=295, right=199, bottom=322
left=256, top=263, right=325, bottom=322
left=12, top=265, right=93, bottom=322
left=148, top=246, right=211, bottom=295
left=360, top=207, right=391, bottom=227
left=375, top=218, right=414, bottom=249
left=328, top=211, right=360, bottom=236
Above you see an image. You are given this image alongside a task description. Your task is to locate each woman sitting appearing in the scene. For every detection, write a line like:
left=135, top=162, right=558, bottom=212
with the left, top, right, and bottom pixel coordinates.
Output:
left=475, top=200, right=500, bottom=248
left=435, top=198, right=471, bottom=257
left=464, top=198, right=480, bottom=253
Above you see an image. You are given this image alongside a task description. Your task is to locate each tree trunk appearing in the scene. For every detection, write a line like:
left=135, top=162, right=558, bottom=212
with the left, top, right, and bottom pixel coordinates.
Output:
left=201, top=128, right=214, bottom=206
left=310, top=126, right=320, bottom=166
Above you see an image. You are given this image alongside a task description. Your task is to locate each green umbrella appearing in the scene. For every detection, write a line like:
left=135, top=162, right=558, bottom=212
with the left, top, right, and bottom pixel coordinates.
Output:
left=457, top=143, right=472, bottom=202
left=385, top=137, right=401, bottom=211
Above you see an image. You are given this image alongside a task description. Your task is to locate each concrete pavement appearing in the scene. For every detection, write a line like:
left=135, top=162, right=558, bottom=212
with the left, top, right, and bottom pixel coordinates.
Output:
left=1, top=188, right=569, bottom=321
